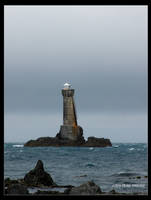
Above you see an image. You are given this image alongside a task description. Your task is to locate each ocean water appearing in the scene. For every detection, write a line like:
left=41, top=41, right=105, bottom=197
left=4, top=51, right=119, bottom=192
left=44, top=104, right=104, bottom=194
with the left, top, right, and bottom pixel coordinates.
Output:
left=4, top=143, right=148, bottom=194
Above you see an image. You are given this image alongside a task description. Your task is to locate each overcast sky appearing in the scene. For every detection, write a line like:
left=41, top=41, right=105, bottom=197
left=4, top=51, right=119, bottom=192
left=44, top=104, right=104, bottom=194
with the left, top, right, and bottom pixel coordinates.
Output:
left=4, top=6, right=148, bottom=143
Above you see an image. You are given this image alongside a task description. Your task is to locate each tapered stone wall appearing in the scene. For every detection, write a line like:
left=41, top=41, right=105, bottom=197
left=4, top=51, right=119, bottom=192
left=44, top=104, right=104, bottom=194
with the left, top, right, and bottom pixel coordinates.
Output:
left=62, top=89, right=77, bottom=126
left=58, top=88, right=83, bottom=141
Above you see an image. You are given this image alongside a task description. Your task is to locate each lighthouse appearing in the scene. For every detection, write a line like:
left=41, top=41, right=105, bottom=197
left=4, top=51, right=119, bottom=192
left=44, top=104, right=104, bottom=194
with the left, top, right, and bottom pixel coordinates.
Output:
left=57, top=83, right=84, bottom=142
left=24, top=83, right=112, bottom=147
left=62, top=83, right=77, bottom=126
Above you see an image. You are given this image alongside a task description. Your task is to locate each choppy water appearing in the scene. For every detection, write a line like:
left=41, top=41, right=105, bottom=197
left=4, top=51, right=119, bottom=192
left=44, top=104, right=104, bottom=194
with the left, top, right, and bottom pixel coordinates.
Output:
left=4, top=143, right=148, bottom=194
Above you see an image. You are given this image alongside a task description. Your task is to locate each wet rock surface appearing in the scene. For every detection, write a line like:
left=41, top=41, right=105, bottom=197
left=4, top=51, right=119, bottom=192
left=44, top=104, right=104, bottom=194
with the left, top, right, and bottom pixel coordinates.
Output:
left=6, top=183, right=29, bottom=195
left=34, top=190, right=62, bottom=195
left=24, top=125, right=112, bottom=147
left=4, top=160, right=147, bottom=195
left=129, top=175, right=148, bottom=179
left=109, top=189, right=119, bottom=194
left=4, top=178, right=19, bottom=187
left=64, top=181, right=102, bottom=195
left=84, top=137, right=112, bottom=147
left=24, top=135, right=112, bottom=147
left=24, top=160, right=56, bottom=187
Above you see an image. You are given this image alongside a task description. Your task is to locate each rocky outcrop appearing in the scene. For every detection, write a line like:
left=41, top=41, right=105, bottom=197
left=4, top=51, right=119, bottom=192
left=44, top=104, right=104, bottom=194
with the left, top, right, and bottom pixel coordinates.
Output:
left=6, top=184, right=29, bottom=195
left=64, top=181, right=102, bottom=195
left=24, top=122, right=112, bottom=148
left=109, top=189, right=119, bottom=194
left=4, top=168, right=147, bottom=195
left=24, top=137, right=60, bottom=147
left=24, top=160, right=56, bottom=186
left=24, top=137, right=85, bottom=147
left=34, top=190, right=62, bottom=195
left=4, top=178, right=19, bottom=187
left=84, top=137, right=112, bottom=147
left=24, top=136, right=112, bottom=147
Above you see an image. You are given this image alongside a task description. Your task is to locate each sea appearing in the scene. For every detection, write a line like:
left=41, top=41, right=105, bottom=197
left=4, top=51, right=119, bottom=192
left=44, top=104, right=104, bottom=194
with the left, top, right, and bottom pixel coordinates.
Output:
left=4, top=143, right=148, bottom=194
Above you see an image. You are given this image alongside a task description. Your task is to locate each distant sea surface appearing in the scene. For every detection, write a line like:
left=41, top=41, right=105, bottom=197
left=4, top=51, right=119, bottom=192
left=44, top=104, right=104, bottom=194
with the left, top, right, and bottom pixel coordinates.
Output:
left=4, top=143, right=148, bottom=194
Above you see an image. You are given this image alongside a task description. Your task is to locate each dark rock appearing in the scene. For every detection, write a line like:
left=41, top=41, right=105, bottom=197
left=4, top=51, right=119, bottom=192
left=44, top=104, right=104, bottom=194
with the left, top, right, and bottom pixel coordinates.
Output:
left=4, top=178, right=19, bottom=187
left=24, top=137, right=60, bottom=147
left=24, top=135, right=112, bottom=147
left=4, top=178, right=26, bottom=194
left=64, top=188, right=72, bottom=194
left=73, top=175, right=87, bottom=179
left=79, top=174, right=87, bottom=177
left=34, top=160, right=44, bottom=171
left=24, top=130, right=86, bottom=147
left=34, top=190, right=62, bottom=195
left=7, top=183, right=29, bottom=195
left=109, top=189, right=119, bottom=194
left=136, top=176, right=141, bottom=179
left=84, top=137, right=112, bottom=147
left=64, top=181, right=102, bottom=195
left=24, top=160, right=56, bottom=186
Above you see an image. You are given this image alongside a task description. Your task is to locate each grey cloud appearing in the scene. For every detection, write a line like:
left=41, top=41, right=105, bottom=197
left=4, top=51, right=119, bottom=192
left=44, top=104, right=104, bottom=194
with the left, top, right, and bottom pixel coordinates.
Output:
left=4, top=6, right=147, bottom=142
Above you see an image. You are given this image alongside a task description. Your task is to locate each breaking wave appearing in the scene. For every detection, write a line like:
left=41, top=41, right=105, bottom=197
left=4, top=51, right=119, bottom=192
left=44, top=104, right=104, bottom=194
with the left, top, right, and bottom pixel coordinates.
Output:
left=12, top=144, right=24, bottom=148
left=113, top=145, right=119, bottom=148
left=111, top=171, right=140, bottom=177
left=128, top=148, right=135, bottom=151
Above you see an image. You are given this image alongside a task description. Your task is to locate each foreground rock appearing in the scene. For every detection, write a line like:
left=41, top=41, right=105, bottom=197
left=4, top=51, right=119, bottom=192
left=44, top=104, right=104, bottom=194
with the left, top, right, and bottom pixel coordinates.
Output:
left=64, top=181, right=102, bottom=195
left=4, top=160, right=147, bottom=195
left=24, top=160, right=56, bottom=187
left=5, top=178, right=19, bottom=187
left=6, top=183, right=29, bottom=195
left=4, top=177, right=147, bottom=196
left=24, top=136, right=112, bottom=147
left=34, top=190, right=62, bottom=195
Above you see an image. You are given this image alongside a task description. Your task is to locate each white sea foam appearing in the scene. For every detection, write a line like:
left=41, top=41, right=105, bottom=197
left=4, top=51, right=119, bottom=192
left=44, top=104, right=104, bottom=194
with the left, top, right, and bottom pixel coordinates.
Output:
left=13, top=144, right=24, bottom=148
left=129, top=148, right=135, bottom=151
left=118, top=171, right=126, bottom=174
left=89, top=147, right=94, bottom=150
left=113, top=145, right=119, bottom=148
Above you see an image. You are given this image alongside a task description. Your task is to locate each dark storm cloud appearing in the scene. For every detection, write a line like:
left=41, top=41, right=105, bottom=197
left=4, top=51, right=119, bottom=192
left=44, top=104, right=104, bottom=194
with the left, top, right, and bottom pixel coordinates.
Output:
left=4, top=6, right=147, bottom=113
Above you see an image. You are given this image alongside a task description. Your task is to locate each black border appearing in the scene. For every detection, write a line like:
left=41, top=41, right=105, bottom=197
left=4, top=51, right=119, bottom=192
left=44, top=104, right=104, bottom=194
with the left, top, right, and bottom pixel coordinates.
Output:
left=0, top=2, right=4, bottom=200
left=1, top=1, right=150, bottom=199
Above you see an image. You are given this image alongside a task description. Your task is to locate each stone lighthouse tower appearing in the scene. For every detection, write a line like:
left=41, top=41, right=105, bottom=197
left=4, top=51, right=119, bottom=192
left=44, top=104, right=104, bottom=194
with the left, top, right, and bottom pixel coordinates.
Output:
left=57, top=83, right=84, bottom=142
